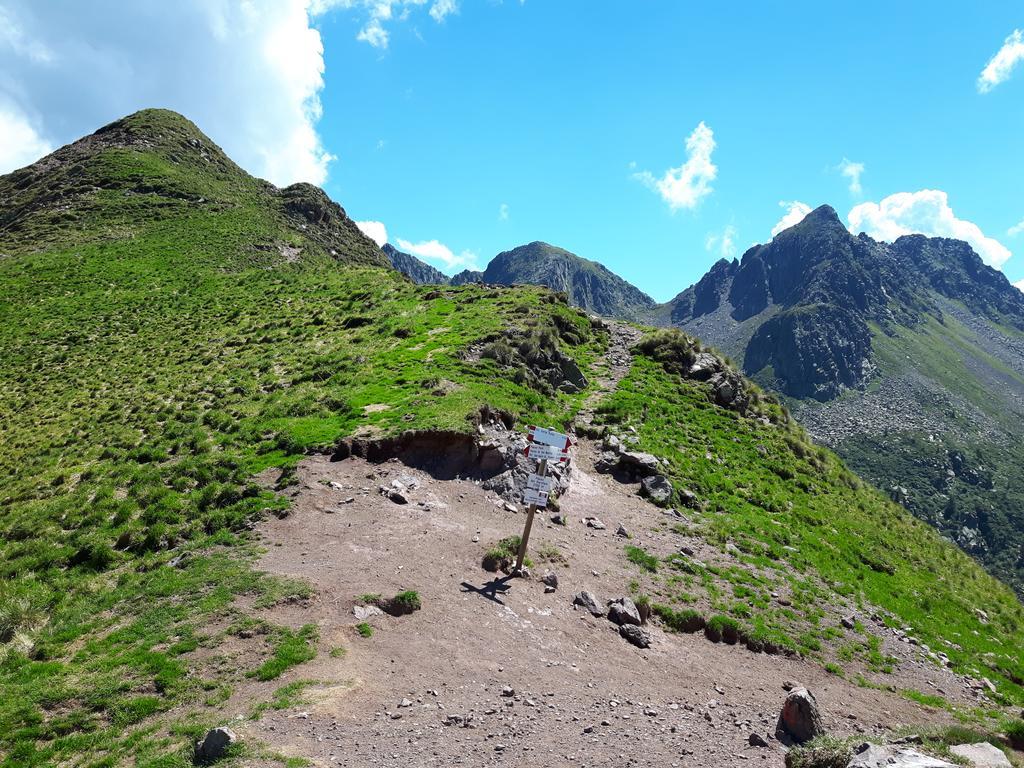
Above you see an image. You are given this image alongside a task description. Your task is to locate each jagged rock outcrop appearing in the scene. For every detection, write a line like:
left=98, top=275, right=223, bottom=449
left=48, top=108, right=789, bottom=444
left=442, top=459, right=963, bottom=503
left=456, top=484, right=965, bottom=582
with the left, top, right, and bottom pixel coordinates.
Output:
left=657, top=203, right=1024, bottom=596
left=383, top=243, right=451, bottom=285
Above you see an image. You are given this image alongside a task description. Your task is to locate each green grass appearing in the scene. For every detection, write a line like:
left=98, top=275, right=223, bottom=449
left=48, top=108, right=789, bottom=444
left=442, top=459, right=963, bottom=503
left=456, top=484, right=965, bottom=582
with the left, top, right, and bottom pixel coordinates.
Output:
left=355, top=623, right=373, bottom=639
left=625, top=545, right=659, bottom=573
left=251, top=625, right=318, bottom=682
left=0, top=110, right=609, bottom=766
left=901, top=689, right=948, bottom=709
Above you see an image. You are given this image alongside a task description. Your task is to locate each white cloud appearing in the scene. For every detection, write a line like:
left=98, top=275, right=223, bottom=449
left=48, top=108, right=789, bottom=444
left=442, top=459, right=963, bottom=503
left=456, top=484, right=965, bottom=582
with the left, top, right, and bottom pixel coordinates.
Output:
left=634, top=122, right=717, bottom=211
left=1008, top=219, right=1024, bottom=237
left=498, top=203, right=510, bottom=221
left=313, top=0, right=458, bottom=49
left=1014, top=279, right=1024, bottom=293
left=0, top=0, right=334, bottom=185
left=0, top=102, right=53, bottom=172
left=356, top=220, right=388, bottom=247
left=837, top=158, right=865, bottom=196
left=978, top=29, right=1024, bottom=93
left=429, top=0, right=458, bottom=22
left=848, top=190, right=1012, bottom=269
left=770, top=201, right=812, bottom=237
left=396, top=238, right=479, bottom=272
left=705, top=225, right=737, bottom=258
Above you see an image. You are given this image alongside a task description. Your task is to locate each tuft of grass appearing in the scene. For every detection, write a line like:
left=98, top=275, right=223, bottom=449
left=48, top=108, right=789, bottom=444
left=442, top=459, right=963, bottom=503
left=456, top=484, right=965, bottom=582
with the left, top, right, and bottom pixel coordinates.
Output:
left=329, top=646, right=347, bottom=659
left=653, top=604, right=705, bottom=633
left=252, top=625, right=319, bottom=682
left=355, top=623, right=374, bottom=638
left=625, top=545, right=658, bottom=573
left=382, top=590, right=421, bottom=616
left=901, top=689, right=948, bottom=709
left=784, top=736, right=855, bottom=768
left=705, top=614, right=741, bottom=644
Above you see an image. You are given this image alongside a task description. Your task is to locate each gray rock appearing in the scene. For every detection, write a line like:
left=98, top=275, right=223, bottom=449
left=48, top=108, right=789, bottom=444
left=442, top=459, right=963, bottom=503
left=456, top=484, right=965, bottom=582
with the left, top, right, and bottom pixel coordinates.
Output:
left=619, top=624, right=651, bottom=648
left=848, top=743, right=955, bottom=767
left=640, top=474, right=673, bottom=505
left=573, top=591, right=605, bottom=617
left=353, top=604, right=384, bottom=621
left=541, top=571, right=559, bottom=590
left=687, top=352, right=721, bottom=381
left=615, top=524, right=630, bottom=538
left=619, top=451, right=660, bottom=476
left=841, top=615, right=857, bottom=630
left=194, top=727, right=237, bottom=762
left=748, top=733, right=770, bottom=748
left=607, top=597, right=641, bottom=626
left=949, top=743, right=1012, bottom=767
left=778, top=687, right=824, bottom=744
left=585, top=517, right=606, bottom=530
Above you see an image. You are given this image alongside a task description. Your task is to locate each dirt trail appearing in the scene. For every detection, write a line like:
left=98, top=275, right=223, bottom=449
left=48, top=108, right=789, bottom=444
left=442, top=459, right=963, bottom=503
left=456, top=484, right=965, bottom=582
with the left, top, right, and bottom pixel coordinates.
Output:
left=234, top=438, right=969, bottom=768
left=576, top=319, right=643, bottom=428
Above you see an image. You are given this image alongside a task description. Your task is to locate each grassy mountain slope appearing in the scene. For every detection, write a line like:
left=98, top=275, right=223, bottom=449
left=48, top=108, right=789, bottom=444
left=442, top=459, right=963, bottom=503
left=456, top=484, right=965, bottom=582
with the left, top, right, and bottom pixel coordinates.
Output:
left=1, top=112, right=1022, bottom=766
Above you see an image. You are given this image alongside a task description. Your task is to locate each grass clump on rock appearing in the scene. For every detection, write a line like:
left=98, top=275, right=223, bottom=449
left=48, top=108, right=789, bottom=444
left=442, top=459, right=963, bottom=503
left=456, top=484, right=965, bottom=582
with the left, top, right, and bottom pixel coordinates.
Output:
left=482, top=536, right=531, bottom=573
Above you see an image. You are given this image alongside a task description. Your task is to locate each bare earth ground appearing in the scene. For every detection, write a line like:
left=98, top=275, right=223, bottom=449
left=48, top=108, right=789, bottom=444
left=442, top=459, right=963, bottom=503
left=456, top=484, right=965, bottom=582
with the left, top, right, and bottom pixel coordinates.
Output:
left=227, top=438, right=981, bottom=768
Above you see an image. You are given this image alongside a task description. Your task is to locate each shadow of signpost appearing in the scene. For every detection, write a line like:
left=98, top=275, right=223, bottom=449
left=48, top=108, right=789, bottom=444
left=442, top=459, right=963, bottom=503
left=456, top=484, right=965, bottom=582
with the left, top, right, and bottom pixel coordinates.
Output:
left=460, top=576, right=514, bottom=605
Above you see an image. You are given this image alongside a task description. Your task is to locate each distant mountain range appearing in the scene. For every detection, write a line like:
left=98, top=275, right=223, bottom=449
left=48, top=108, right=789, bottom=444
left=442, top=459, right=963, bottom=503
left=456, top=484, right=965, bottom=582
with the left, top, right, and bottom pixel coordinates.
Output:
left=386, top=240, right=656, bottom=320
left=660, top=205, right=1024, bottom=596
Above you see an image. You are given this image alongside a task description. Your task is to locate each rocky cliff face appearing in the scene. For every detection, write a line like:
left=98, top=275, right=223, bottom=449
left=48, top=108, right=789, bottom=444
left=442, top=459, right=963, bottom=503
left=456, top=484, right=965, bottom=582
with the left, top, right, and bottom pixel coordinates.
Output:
left=385, top=240, right=655, bottom=319
left=660, top=204, right=1024, bottom=596
left=480, top=242, right=656, bottom=319
left=382, top=244, right=451, bottom=285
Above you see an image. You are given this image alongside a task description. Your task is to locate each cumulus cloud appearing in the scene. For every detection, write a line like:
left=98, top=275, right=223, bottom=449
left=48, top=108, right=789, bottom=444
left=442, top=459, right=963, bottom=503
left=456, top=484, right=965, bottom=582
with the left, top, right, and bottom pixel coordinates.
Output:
left=770, top=201, right=812, bottom=237
left=314, top=0, right=459, bottom=49
left=356, top=220, right=388, bottom=247
left=837, top=158, right=865, bottom=196
left=0, top=0, right=334, bottom=185
left=0, top=101, right=53, bottom=172
left=498, top=203, right=510, bottom=221
left=1014, top=279, right=1024, bottom=293
left=978, top=29, right=1024, bottom=93
left=1008, top=219, right=1024, bottom=237
left=848, top=190, right=1012, bottom=269
left=395, top=237, right=479, bottom=271
left=705, top=225, right=737, bottom=258
left=634, top=122, right=717, bottom=211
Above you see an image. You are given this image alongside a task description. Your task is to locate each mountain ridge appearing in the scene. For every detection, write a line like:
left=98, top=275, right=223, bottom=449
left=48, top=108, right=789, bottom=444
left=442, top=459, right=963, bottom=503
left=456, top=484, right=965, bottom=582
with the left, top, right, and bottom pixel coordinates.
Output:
left=660, top=204, right=1024, bottom=596
left=385, top=239, right=656, bottom=319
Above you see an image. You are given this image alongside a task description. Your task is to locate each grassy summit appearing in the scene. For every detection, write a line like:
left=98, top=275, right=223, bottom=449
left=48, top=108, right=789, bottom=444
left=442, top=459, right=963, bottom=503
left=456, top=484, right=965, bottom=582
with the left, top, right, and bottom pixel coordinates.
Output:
left=0, top=111, right=1022, bottom=766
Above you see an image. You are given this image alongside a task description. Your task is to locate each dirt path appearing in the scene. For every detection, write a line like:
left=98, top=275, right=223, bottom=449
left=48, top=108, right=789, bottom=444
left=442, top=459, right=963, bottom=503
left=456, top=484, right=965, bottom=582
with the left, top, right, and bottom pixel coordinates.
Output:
left=576, top=319, right=643, bottom=429
left=233, top=440, right=969, bottom=768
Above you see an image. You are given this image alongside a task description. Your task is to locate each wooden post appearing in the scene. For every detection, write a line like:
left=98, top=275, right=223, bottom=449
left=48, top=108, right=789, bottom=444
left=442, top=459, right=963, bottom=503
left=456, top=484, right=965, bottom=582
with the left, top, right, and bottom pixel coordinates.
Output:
left=514, top=458, right=547, bottom=575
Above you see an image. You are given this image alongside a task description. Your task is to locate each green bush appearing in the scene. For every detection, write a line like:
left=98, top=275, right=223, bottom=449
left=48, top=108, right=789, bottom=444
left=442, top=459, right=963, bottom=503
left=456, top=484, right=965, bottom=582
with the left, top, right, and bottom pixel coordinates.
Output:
left=653, top=604, right=705, bottom=633
left=705, top=614, right=741, bottom=644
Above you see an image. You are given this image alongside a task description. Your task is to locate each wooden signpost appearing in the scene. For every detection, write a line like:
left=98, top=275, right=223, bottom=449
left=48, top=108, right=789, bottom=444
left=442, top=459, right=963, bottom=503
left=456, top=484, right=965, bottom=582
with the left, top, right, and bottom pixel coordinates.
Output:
left=514, top=425, right=573, bottom=575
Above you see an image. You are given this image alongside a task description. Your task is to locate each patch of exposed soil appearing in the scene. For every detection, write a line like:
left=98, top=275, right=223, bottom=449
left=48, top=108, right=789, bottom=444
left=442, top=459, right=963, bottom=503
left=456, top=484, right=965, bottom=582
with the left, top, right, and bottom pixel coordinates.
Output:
left=226, top=437, right=976, bottom=767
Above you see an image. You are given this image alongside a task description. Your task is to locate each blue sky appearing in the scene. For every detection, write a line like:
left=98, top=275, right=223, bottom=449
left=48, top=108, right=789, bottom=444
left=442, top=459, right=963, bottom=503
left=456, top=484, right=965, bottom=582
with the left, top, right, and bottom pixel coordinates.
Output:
left=1, top=1, right=1022, bottom=300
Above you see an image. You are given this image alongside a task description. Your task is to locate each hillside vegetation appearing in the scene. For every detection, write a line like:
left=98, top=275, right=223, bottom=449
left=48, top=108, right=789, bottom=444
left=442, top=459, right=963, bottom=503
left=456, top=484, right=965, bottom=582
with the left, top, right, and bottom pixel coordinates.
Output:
left=0, top=111, right=1021, bottom=766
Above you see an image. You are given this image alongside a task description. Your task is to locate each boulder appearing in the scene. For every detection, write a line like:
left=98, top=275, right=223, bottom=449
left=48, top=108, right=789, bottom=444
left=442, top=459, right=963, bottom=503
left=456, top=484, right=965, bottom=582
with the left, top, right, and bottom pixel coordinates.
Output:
left=640, top=475, right=673, bottom=505
left=687, top=352, right=722, bottom=381
left=541, top=571, right=559, bottom=590
left=778, top=687, right=824, bottom=744
left=607, top=597, right=641, bottom=626
left=949, top=743, right=1012, bottom=767
left=619, top=451, right=660, bottom=477
left=573, top=591, right=605, bottom=617
left=619, top=624, right=651, bottom=648
left=194, top=727, right=237, bottom=762
left=848, top=743, right=955, bottom=767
